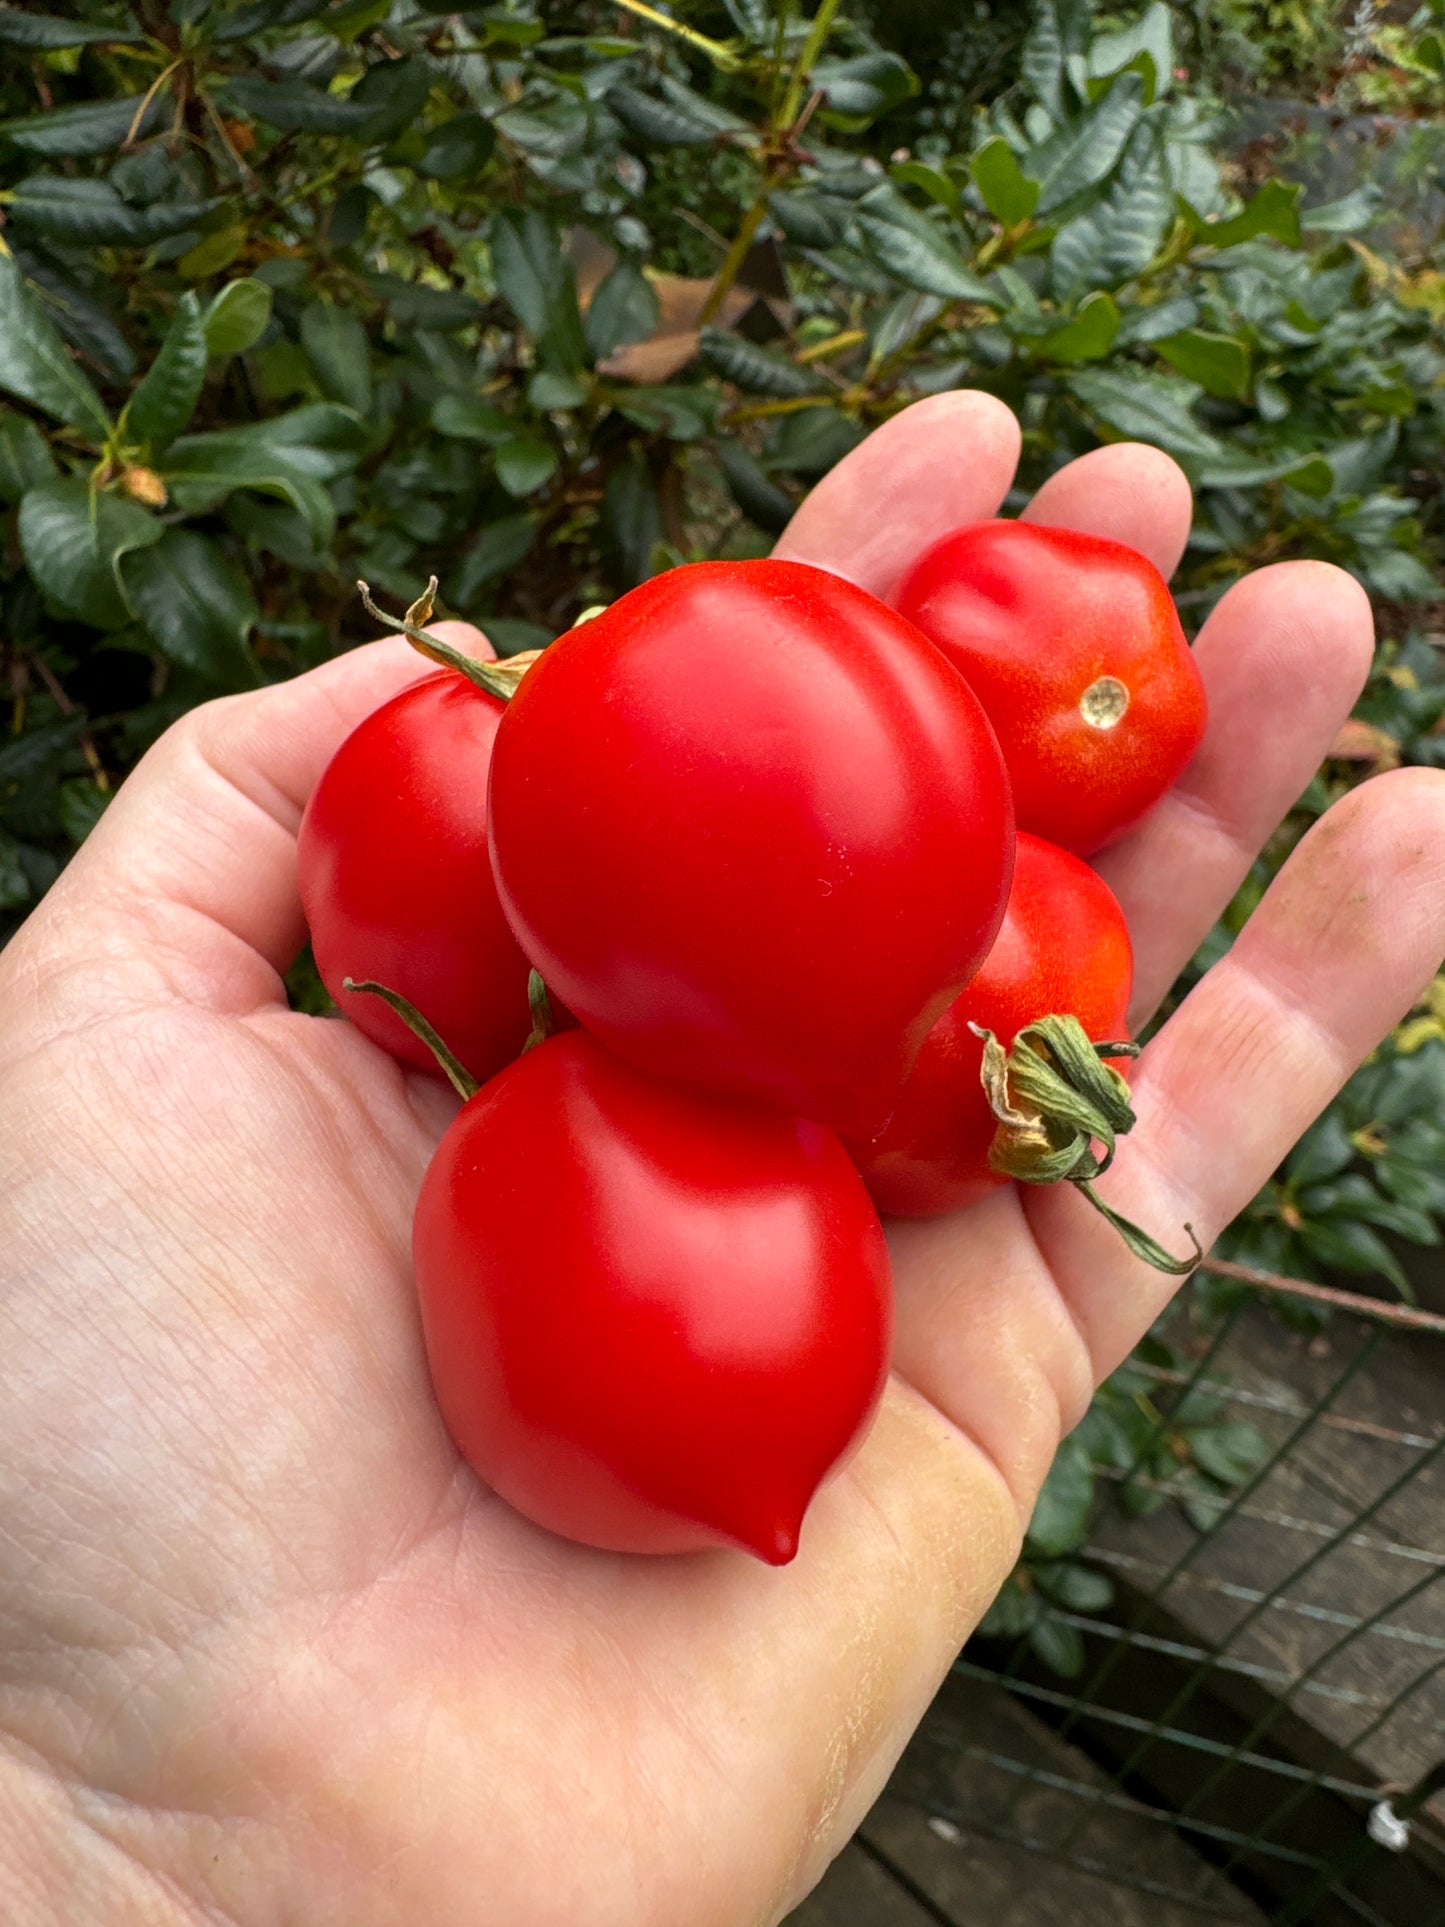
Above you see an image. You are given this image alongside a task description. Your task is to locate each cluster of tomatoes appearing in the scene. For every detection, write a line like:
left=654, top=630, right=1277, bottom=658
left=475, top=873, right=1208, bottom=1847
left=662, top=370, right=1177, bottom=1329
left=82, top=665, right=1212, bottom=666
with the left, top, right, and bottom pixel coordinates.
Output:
left=297, top=523, right=1206, bottom=1566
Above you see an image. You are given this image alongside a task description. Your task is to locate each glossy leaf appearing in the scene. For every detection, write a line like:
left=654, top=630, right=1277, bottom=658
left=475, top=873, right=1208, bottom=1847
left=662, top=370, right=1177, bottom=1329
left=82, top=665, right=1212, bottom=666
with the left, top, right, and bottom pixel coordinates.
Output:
left=1026, top=1432, right=1094, bottom=1557
left=1156, top=328, right=1251, bottom=400
left=222, top=76, right=376, bottom=134
left=853, top=184, right=996, bottom=302
left=119, top=530, right=260, bottom=685
left=0, top=252, right=110, bottom=440
left=418, top=112, right=496, bottom=179
left=584, top=260, right=659, bottom=362
left=1038, top=291, right=1120, bottom=363
left=18, top=480, right=163, bottom=629
left=607, top=83, right=717, bottom=147
left=715, top=438, right=794, bottom=536
left=0, top=93, right=166, bottom=157
left=203, top=280, right=273, bottom=358
left=698, top=329, right=821, bottom=398
left=1186, top=178, right=1302, bottom=250
left=1068, top=365, right=1225, bottom=460
left=301, top=302, right=373, bottom=414
left=122, top=294, right=208, bottom=455
left=0, top=409, right=58, bottom=502
left=430, top=393, right=515, bottom=443
left=812, top=52, right=918, bottom=122
left=973, top=137, right=1039, bottom=225
left=7, top=176, right=221, bottom=246
left=495, top=437, right=558, bottom=497
left=1027, top=70, right=1144, bottom=216
left=490, top=207, right=586, bottom=373
left=0, top=7, right=141, bottom=45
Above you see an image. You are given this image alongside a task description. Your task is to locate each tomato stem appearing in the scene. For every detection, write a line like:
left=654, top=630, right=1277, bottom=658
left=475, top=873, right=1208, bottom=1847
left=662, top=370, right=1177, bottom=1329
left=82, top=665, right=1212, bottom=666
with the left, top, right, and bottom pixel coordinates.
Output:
left=972, top=1015, right=1201, bottom=1275
left=522, top=969, right=558, bottom=1053
left=343, top=977, right=480, bottom=1100
left=355, top=578, right=534, bottom=703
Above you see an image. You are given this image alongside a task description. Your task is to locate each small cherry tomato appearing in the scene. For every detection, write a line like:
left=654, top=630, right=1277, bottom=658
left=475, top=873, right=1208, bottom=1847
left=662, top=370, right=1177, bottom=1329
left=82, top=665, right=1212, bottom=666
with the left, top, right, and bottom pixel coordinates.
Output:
left=413, top=1031, right=893, bottom=1564
left=892, top=521, right=1207, bottom=856
left=298, top=669, right=534, bottom=1085
left=487, top=559, right=1014, bottom=1138
left=849, top=833, right=1133, bottom=1217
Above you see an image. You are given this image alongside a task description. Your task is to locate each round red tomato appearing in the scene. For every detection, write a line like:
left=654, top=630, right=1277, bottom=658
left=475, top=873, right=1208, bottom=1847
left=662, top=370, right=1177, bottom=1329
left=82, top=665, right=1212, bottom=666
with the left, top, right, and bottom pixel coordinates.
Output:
left=413, top=1030, right=892, bottom=1564
left=486, top=559, right=1014, bottom=1138
left=298, top=669, right=534, bottom=1084
left=850, top=833, right=1133, bottom=1217
left=893, top=521, right=1207, bottom=857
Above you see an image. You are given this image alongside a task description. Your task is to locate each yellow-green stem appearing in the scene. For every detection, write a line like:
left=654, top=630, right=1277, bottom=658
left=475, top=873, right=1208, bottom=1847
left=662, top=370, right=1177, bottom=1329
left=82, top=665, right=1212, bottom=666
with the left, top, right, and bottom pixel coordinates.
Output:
left=612, top=0, right=741, bottom=69
left=698, top=190, right=771, bottom=326
left=778, top=0, right=842, bottom=129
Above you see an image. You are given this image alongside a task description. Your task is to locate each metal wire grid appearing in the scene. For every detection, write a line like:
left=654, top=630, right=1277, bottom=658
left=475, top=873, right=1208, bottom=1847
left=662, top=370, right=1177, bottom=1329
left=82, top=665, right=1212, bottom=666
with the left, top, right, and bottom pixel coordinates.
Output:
left=913, top=1271, right=1445, bottom=1925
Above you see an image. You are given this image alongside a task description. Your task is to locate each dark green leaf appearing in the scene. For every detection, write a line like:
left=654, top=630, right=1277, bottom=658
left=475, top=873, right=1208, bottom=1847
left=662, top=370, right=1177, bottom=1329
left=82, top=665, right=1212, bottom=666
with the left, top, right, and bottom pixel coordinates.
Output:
left=495, top=437, right=557, bottom=497
left=977, top=1574, right=1039, bottom=1638
left=765, top=405, right=865, bottom=476
left=1189, top=1422, right=1269, bottom=1487
left=528, top=369, right=587, bottom=411
left=164, top=408, right=365, bottom=546
left=603, top=450, right=663, bottom=588
left=613, top=385, right=715, bottom=440
left=1027, top=71, right=1144, bottom=216
left=1029, top=1613, right=1086, bottom=1677
left=56, top=777, right=107, bottom=846
left=8, top=176, right=221, bottom=247
left=221, top=75, right=376, bottom=135
left=853, top=184, right=997, bottom=303
left=122, top=294, right=207, bottom=456
left=698, top=328, right=821, bottom=399
left=0, top=409, right=57, bottom=502
left=812, top=51, right=918, bottom=123
left=363, top=273, right=480, bottom=331
left=1301, top=1220, right=1410, bottom=1291
left=1287, top=1110, right=1357, bottom=1186
left=1037, top=291, right=1119, bottom=364
left=973, top=137, right=1040, bottom=226
left=447, top=513, right=536, bottom=609
left=0, top=93, right=166, bottom=157
left=0, top=832, right=32, bottom=909
left=1186, top=179, right=1302, bottom=250
left=300, top=302, right=373, bottom=414
left=417, top=112, right=496, bottom=179
left=0, top=252, right=110, bottom=439
left=119, top=530, right=259, bottom=686
left=1035, top=1560, right=1114, bottom=1613
left=606, top=83, right=717, bottom=147
left=1026, top=1433, right=1094, bottom=1556
left=346, top=54, right=432, bottom=145
left=768, top=189, right=849, bottom=248
left=1020, top=0, right=1091, bottom=117
left=715, top=437, right=794, bottom=536
left=18, top=480, right=163, bottom=629
left=585, top=260, right=659, bottom=362
left=1195, top=450, right=1332, bottom=492
left=1156, top=329, right=1251, bottom=400
left=890, top=161, right=965, bottom=223
left=430, top=393, right=515, bottom=443
left=1067, top=366, right=1225, bottom=461
left=203, top=280, right=273, bottom=358
left=0, top=7, right=141, bottom=45
left=1301, top=185, right=1384, bottom=235
left=490, top=207, right=586, bottom=373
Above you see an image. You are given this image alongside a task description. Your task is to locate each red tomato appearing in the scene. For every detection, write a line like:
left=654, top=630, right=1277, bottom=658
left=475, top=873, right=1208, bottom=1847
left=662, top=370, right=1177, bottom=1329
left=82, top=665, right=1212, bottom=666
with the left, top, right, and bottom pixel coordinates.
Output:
left=413, top=1031, right=892, bottom=1563
left=893, top=521, right=1207, bottom=856
left=487, top=559, right=1014, bottom=1138
left=298, top=669, right=534, bottom=1084
left=850, top=833, right=1133, bottom=1217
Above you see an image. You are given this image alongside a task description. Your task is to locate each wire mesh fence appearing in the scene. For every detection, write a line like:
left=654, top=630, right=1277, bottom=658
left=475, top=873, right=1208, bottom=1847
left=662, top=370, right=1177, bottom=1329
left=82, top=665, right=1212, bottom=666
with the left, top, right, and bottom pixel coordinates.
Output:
left=886, top=1268, right=1445, bottom=1927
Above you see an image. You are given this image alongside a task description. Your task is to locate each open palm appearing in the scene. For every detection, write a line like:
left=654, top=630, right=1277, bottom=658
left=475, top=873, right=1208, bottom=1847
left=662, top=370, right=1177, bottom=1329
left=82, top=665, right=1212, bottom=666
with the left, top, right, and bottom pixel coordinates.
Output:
left=2, top=394, right=1442, bottom=1927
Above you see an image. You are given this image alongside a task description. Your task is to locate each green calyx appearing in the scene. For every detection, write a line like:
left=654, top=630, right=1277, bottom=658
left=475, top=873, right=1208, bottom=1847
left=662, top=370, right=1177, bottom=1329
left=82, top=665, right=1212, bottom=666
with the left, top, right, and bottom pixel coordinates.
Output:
left=356, top=576, right=535, bottom=703
left=972, top=1013, right=1202, bottom=1277
left=522, top=968, right=558, bottom=1052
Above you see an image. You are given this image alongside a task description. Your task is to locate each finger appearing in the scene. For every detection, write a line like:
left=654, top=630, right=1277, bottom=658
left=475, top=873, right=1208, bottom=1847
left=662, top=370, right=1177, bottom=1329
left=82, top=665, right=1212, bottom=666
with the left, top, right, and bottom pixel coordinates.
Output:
left=1096, top=563, right=1375, bottom=1025
left=1022, top=442, right=1194, bottom=579
left=886, top=767, right=1445, bottom=1522
left=773, top=391, right=1021, bottom=600
left=1034, top=765, right=1445, bottom=1379
left=5, top=624, right=494, bottom=1015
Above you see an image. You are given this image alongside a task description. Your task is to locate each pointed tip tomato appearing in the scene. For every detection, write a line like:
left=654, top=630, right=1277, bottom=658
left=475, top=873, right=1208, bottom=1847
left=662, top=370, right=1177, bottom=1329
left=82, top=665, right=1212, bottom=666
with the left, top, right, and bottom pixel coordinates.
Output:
left=413, top=1032, right=892, bottom=1562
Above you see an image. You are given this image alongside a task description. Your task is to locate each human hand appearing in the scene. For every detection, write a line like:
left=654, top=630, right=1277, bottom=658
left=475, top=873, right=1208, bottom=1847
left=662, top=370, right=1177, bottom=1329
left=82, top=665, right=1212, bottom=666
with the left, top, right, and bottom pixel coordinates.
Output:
left=2, top=394, right=1442, bottom=1927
